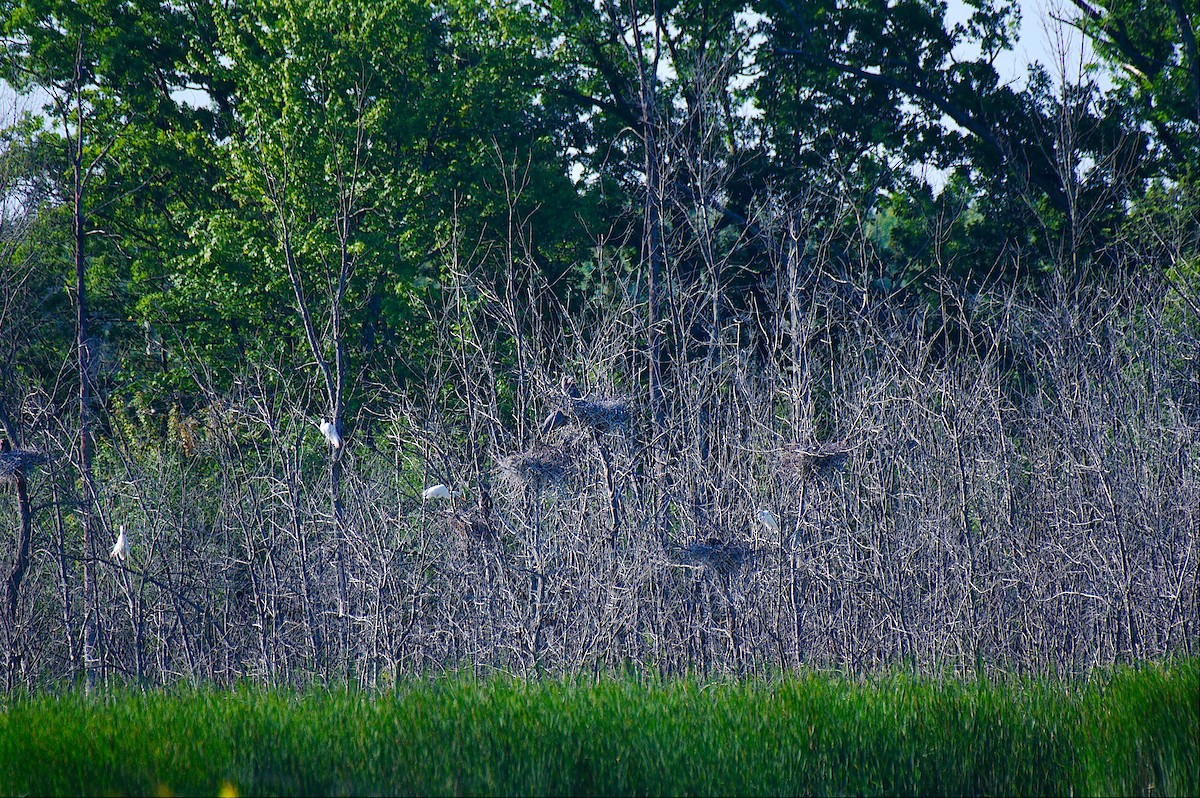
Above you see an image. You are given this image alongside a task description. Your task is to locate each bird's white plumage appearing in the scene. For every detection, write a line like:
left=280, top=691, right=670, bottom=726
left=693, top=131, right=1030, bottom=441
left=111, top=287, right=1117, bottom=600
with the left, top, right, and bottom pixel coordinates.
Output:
left=111, top=525, right=128, bottom=561
left=422, top=484, right=452, bottom=500
left=319, top=418, right=341, bottom=448
left=756, top=507, right=781, bottom=535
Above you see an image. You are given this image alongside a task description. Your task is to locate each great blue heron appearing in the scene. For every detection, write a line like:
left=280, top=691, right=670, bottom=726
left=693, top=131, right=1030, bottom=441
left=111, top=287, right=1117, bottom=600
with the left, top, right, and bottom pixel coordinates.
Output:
left=540, top=408, right=570, bottom=437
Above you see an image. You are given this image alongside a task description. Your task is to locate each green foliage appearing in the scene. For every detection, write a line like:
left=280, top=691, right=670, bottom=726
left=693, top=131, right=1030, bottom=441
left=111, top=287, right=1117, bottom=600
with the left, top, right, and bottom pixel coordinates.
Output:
left=3, top=0, right=1196, bottom=415
left=152, top=0, right=595, bottom=394
left=749, top=0, right=1194, bottom=288
left=1, top=661, right=1195, bottom=796
left=0, top=122, right=72, bottom=399
left=1072, top=0, right=1200, bottom=178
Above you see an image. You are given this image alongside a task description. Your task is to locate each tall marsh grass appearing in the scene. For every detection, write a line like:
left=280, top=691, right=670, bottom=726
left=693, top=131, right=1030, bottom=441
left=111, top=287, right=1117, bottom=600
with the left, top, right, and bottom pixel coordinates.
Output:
left=1, top=660, right=1196, bottom=796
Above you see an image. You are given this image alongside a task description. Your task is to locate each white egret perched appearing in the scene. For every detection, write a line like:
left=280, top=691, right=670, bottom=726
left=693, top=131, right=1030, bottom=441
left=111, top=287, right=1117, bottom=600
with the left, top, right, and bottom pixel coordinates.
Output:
left=422, top=484, right=453, bottom=501
left=756, top=507, right=781, bottom=535
left=318, top=418, right=341, bottom=449
left=111, top=525, right=129, bottom=561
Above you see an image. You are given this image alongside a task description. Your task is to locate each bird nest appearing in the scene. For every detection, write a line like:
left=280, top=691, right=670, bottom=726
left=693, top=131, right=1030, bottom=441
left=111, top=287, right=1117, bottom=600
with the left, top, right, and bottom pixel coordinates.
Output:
left=443, top=509, right=499, bottom=558
left=567, top=396, right=631, bottom=434
left=785, top=442, right=851, bottom=481
left=450, top=512, right=496, bottom=541
left=448, top=492, right=496, bottom=543
left=497, top=443, right=574, bottom=489
left=679, top=537, right=755, bottom=577
left=0, top=449, right=44, bottom=482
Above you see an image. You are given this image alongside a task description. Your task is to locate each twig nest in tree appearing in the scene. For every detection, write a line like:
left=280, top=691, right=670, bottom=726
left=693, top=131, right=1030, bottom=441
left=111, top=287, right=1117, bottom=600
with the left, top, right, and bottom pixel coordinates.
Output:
left=498, top=443, right=574, bottom=489
left=448, top=509, right=499, bottom=557
left=566, top=396, right=631, bottom=434
left=0, top=449, right=44, bottom=482
left=541, top=378, right=631, bottom=437
left=680, top=536, right=755, bottom=578
left=786, top=441, right=851, bottom=481
left=449, top=510, right=496, bottom=541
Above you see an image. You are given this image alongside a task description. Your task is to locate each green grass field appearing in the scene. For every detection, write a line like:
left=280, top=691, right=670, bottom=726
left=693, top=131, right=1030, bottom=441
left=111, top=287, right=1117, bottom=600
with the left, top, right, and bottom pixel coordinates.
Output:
left=1, top=660, right=1196, bottom=797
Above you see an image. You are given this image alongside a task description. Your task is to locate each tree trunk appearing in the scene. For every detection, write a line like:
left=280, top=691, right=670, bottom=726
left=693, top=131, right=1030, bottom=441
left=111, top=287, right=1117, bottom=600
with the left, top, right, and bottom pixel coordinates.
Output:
left=74, top=133, right=100, bottom=690
left=630, top=0, right=670, bottom=547
left=4, top=469, right=33, bottom=622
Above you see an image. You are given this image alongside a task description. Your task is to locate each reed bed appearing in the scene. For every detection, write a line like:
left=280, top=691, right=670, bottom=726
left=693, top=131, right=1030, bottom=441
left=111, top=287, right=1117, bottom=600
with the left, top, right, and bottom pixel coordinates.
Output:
left=2, top=659, right=1195, bottom=796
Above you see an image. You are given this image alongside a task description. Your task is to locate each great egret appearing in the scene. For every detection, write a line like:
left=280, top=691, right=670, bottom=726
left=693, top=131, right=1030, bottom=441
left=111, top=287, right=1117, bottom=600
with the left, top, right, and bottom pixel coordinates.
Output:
left=318, top=418, right=341, bottom=449
left=422, top=484, right=453, bottom=501
left=756, top=507, right=781, bottom=535
left=111, top=525, right=128, bottom=561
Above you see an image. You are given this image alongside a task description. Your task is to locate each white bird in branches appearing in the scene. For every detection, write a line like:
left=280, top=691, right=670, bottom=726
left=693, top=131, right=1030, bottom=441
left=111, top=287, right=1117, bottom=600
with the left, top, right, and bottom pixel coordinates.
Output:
left=422, top=484, right=453, bottom=501
left=111, top=525, right=129, bottom=561
left=756, top=508, right=781, bottom=535
left=318, top=418, right=341, bottom=449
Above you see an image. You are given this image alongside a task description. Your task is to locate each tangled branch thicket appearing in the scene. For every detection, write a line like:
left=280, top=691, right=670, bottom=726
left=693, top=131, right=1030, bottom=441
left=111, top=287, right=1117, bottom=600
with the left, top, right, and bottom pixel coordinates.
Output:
left=2, top=240, right=1197, bottom=689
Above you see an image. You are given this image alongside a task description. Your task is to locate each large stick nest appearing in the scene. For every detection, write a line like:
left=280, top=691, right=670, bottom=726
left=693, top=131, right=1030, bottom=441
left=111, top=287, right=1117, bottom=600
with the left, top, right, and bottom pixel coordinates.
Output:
left=0, top=449, right=44, bottom=482
left=566, top=396, right=631, bottom=434
left=785, top=441, right=851, bottom=481
left=679, top=537, right=756, bottom=577
left=497, top=443, right=575, bottom=489
left=442, top=508, right=500, bottom=557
